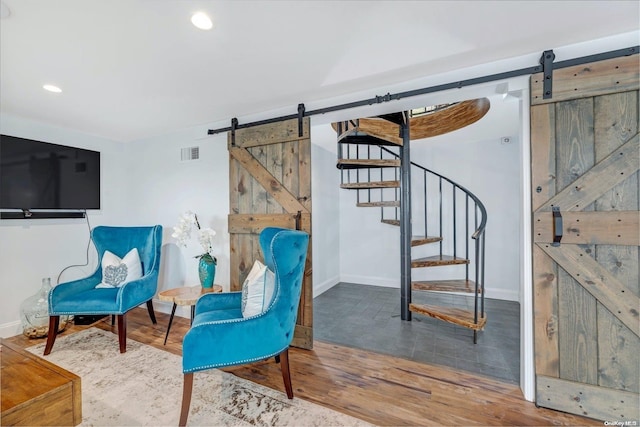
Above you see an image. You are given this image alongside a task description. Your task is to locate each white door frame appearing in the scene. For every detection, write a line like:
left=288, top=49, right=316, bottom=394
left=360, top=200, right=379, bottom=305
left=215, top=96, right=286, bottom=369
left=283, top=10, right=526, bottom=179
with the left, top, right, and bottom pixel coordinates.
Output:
left=518, top=85, right=534, bottom=401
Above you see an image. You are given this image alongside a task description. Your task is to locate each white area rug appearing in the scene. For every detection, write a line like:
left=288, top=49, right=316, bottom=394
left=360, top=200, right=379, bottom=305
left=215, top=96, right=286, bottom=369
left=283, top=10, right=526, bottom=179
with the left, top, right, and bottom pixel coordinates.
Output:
left=28, top=328, right=371, bottom=426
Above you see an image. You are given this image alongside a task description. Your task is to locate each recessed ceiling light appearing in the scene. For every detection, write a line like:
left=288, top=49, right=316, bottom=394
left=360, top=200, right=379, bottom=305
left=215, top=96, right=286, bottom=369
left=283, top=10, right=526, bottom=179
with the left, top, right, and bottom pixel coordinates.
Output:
left=43, top=84, right=62, bottom=93
left=191, top=12, right=213, bottom=30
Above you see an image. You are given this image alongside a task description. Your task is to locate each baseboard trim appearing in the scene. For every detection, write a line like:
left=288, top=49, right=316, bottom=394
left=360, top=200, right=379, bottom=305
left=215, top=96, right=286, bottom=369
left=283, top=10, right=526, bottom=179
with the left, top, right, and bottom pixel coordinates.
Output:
left=0, top=320, right=22, bottom=339
left=313, top=275, right=340, bottom=298
left=0, top=299, right=191, bottom=339
left=484, top=288, right=519, bottom=302
left=339, top=275, right=399, bottom=288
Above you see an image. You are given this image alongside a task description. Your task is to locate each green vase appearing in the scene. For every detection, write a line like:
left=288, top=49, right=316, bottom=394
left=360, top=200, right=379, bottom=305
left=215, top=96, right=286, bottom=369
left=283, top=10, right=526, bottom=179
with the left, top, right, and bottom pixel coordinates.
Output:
left=198, top=254, right=216, bottom=288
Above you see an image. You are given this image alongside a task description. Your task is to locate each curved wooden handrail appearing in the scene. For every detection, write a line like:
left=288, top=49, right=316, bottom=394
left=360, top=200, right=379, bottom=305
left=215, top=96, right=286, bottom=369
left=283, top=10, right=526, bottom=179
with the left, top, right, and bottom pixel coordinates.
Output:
left=410, top=98, right=490, bottom=139
left=332, top=98, right=490, bottom=142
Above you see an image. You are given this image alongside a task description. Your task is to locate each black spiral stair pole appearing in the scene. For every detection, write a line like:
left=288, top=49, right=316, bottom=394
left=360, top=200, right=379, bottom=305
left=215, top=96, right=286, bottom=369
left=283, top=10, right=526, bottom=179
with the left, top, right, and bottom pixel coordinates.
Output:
left=399, top=111, right=412, bottom=321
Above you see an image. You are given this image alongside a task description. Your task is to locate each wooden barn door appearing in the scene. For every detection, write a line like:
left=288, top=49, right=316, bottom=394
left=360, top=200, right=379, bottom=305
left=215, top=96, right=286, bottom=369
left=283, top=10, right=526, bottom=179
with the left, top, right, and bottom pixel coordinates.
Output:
left=228, top=117, right=313, bottom=349
left=531, top=55, right=639, bottom=421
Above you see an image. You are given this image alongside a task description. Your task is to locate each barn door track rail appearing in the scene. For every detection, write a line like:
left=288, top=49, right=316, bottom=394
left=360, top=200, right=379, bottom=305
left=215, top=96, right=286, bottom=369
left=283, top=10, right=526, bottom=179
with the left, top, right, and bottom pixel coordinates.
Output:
left=208, top=46, right=638, bottom=136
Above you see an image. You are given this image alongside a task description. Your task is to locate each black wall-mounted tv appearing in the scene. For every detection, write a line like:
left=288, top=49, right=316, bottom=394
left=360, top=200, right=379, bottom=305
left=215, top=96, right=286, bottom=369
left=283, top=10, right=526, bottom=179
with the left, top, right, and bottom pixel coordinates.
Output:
left=0, top=134, right=101, bottom=213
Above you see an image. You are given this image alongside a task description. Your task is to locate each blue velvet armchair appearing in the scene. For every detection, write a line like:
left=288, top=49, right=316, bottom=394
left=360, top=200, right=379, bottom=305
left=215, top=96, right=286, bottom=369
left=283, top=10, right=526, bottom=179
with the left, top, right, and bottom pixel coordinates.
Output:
left=179, top=227, right=309, bottom=426
left=44, top=225, right=163, bottom=355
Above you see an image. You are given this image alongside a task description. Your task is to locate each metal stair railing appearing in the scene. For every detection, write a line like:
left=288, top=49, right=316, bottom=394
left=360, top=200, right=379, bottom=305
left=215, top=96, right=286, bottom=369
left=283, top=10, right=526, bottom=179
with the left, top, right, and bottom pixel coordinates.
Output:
left=336, top=122, right=487, bottom=331
left=337, top=120, right=401, bottom=223
left=380, top=146, right=488, bottom=330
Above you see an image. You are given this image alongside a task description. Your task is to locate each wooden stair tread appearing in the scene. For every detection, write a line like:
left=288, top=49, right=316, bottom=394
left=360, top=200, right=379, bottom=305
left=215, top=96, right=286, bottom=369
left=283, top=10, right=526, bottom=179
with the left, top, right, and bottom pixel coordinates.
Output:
left=337, top=132, right=402, bottom=147
left=357, top=201, right=400, bottom=207
left=333, top=118, right=403, bottom=146
left=333, top=127, right=366, bottom=142
left=341, top=180, right=399, bottom=189
left=377, top=112, right=405, bottom=125
left=411, top=255, right=470, bottom=267
left=409, top=303, right=487, bottom=330
left=412, top=279, right=481, bottom=293
left=381, top=219, right=400, bottom=226
left=337, top=159, right=401, bottom=169
left=411, top=236, right=442, bottom=246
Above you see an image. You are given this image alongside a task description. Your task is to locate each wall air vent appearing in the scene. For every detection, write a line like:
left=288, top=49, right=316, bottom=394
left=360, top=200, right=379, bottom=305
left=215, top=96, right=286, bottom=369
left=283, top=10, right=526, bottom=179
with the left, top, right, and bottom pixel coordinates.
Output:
left=181, top=146, right=200, bottom=161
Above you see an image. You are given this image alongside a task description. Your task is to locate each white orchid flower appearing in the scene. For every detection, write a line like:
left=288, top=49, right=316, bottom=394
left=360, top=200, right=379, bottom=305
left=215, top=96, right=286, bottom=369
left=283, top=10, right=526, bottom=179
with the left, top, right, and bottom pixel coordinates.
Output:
left=172, top=212, right=217, bottom=263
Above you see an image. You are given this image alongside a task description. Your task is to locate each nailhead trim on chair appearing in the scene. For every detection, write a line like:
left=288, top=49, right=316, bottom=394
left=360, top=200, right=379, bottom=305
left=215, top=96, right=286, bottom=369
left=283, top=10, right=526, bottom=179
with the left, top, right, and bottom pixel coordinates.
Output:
left=184, top=230, right=305, bottom=374
left=50, top=273, right=157, bottom=315
left=183, top=347, right=287, bottom=373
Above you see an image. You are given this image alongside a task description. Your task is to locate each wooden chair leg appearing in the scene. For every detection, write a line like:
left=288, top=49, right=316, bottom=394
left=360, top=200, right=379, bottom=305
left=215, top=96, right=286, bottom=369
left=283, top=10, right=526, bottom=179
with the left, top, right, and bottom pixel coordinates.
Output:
left=279, top=348, right=293, bottom=399
left=111, top=315, right=115, bottom=326
left=117, top=314, right=127, bottom=353
left=43, top=316, right=60, bottom=355
left=146, top=299, right=157, bottom=324
left=179, top=373, right=194, bottom=427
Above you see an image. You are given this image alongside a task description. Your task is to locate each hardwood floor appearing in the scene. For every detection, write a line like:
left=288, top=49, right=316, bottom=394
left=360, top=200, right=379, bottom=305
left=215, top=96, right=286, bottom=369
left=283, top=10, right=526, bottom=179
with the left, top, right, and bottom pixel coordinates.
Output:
left=5, top=308, right=599, bottom=426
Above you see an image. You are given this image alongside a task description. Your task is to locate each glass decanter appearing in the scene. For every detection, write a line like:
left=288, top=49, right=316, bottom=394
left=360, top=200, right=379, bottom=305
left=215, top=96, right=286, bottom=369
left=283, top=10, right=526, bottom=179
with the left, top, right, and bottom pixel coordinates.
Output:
left=20, top=278, right=68, bottom=338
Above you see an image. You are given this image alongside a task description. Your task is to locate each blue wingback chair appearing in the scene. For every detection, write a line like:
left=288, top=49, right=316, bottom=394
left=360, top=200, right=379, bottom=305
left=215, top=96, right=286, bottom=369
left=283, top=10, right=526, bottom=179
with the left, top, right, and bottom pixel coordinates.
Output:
left=44, top=225, right=163, bottom=355
left=179, top=227, right=309, bottom=426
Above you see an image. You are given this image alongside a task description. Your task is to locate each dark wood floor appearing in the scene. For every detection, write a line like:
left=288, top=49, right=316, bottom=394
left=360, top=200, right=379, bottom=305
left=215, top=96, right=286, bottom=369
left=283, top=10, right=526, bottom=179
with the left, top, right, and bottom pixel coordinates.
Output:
left=5, top=308, right=599, bottom=426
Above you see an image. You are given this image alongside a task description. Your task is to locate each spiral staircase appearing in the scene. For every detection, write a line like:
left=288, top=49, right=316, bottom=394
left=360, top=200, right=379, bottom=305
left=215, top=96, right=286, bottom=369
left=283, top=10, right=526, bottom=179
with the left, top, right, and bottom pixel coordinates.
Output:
left=333, top=99, right=489, bottom=342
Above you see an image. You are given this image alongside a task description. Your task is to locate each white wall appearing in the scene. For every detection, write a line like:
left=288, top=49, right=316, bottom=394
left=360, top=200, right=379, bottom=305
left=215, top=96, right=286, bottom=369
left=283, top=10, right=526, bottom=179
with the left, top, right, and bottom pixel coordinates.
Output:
left=310, top=123, right=341, bottom=297
left=125, top=122, right=343, bottom=315
left=125, top=128, right=230, bottom=318
left=0, top=113, right=128, bottom=337
left=0, top=112, right=343, bottom=332
left=410, top=95, right=522, bottom=301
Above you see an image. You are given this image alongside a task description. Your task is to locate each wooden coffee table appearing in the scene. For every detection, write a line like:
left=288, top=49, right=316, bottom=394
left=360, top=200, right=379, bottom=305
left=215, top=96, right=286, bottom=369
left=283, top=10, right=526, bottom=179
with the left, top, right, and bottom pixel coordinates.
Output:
left=158, top=285, right=222, bottom=345
left=1, top=339, right=82, bottom=426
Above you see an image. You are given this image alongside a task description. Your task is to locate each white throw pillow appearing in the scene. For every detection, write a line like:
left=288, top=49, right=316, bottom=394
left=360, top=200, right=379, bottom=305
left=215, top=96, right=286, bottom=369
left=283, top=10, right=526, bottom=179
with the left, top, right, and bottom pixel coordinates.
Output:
left=95, top=248, right=143, bottom=289
left=241, top=260, right=275, bottom=318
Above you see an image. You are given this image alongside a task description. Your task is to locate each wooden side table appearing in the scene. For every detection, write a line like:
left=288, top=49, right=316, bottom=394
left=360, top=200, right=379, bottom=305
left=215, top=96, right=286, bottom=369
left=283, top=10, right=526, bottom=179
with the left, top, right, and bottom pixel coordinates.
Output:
left=158, top=285, right=222, bottom=345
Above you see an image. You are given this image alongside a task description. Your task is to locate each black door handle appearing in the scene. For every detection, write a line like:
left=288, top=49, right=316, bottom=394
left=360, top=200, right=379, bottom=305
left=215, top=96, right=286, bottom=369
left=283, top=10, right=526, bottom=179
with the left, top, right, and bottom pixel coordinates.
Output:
left=552, top=206, right=563, bottom=247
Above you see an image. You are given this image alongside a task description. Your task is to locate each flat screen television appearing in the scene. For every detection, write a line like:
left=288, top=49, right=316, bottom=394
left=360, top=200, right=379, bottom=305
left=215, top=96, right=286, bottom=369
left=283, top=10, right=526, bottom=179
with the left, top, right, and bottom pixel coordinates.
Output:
left=0, top=134, right=100, bottom=212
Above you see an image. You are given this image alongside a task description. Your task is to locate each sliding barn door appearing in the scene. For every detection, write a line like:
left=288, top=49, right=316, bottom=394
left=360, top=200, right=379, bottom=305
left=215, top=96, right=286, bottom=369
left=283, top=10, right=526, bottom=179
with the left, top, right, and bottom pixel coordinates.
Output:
left=228, top=117, right=313, bottom=349
left=531, top=55, right=639, bottom=421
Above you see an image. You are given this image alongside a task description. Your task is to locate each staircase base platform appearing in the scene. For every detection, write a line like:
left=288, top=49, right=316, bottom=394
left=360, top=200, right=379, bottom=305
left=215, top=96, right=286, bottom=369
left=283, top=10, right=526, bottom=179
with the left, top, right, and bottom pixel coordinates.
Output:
left=412, top=279, right=481, bottom=293
left=409, top=303, right=487, bottom=330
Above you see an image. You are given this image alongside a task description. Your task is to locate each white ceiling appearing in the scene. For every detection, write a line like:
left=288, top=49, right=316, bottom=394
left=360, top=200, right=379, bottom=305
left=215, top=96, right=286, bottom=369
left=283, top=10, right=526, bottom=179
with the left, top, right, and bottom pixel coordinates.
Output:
left=1, top=0, right=639, bottom=142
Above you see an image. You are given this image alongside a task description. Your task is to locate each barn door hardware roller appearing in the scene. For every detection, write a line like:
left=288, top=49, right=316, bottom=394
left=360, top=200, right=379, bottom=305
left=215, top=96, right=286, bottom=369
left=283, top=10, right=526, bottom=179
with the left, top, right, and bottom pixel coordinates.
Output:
left=297, top=104, right=305, bottom=137
left=552, top=206, right=563, bottom=246
left=295, top=211, right=302, bottom=230
left=540, top=49, right=556, bottom=99
left=229, top=117, right=238, bottom=147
